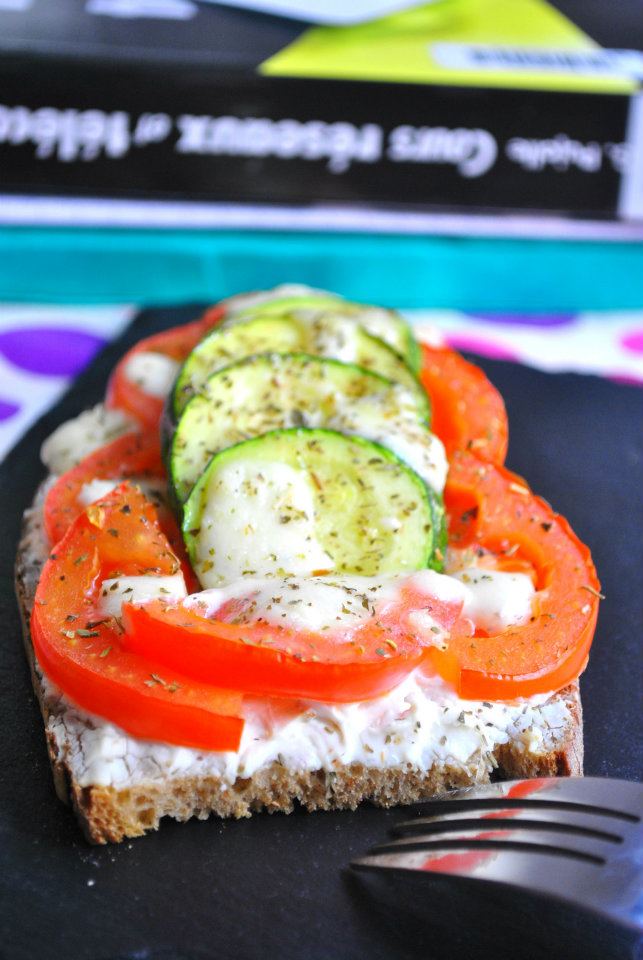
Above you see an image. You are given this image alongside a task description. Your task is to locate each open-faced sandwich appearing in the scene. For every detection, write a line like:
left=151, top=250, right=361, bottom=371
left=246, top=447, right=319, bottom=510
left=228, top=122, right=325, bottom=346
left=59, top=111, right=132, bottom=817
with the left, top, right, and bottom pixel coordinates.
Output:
left=16, top=285, right=600, bottom=843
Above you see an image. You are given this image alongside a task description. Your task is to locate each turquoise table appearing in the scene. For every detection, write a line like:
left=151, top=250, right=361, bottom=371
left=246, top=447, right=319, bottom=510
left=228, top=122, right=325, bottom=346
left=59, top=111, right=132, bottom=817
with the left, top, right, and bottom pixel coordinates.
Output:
left=2, top=228, right=643, bottom=310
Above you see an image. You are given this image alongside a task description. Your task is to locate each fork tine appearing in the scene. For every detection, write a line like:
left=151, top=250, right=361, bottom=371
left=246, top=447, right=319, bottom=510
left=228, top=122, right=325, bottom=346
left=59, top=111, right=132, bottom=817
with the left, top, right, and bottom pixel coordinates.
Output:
left=369, top=826, right=613, bottom=860
left=397, top=777, right=643, bottom=821
left=351, top=841, right=643, bottom=930
left=352, top=840, right=602, bottom=872
left=393, top=807, right=626, bottom=841
left=350, top=841, right=606, bottom=916
left=351, top=839, right=603, bottom=883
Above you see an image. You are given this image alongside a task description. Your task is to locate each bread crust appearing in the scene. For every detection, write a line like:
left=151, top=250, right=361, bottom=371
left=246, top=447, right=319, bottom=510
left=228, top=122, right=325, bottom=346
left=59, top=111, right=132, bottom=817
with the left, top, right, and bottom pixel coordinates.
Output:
left=15, top=483, right=583, bottom=845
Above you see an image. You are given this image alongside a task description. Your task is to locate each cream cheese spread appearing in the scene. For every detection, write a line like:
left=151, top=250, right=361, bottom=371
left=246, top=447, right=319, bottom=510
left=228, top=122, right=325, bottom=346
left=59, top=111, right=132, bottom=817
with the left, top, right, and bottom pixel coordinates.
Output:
left=45, top=670, right=572, bottom=790
left=78, top=478, right=122, bottom=505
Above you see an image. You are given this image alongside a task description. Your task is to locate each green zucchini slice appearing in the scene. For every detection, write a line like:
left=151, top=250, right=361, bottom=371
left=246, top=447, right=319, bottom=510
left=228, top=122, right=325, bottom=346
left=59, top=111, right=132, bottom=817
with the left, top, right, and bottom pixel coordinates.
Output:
left=182, top=428, right=442, bottom=588
left=169, top=353, right=445, bottom=504
left=225, top=292, right=420, bottom=372
left=171, top=313, right=426, bottom=420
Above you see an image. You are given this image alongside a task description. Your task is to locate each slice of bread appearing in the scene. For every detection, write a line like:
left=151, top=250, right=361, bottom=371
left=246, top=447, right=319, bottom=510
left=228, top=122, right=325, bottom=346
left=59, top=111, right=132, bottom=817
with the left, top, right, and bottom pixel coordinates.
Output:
left=16, top=480, right=583, bottom=845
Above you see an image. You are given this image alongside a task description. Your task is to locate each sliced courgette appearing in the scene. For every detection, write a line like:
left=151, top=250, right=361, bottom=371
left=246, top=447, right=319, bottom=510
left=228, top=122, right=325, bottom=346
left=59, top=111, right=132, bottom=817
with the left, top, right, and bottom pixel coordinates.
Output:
left=171, top=313, right=426, bottom=419
left=171, top=315, right=302, bottom=419
left=182, top=428, right=441, bottom=588
left=169, top=353, right=445, bottom=504
left=226, top=292, right=421, bottom=373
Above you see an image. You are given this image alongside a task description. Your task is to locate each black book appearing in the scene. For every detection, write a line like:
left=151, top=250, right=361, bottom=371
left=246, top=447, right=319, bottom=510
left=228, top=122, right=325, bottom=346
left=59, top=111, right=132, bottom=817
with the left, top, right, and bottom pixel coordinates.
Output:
left=1, top=0, right=642, bottom=230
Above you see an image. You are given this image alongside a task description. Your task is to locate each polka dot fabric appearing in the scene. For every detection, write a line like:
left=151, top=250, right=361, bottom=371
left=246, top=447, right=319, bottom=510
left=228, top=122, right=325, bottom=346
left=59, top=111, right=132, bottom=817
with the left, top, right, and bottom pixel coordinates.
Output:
left=0, top=305, right=134, bottom=461
left=409, top=309, right=643, bottom=388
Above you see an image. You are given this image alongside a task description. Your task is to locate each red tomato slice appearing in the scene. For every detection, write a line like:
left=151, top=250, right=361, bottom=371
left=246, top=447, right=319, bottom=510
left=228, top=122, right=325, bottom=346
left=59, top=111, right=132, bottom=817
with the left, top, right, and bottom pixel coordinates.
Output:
left=32, top=484, right=243, bottom=751
left=44, top=431, right=164, bottom=545
left=427, top=452, right=601, bottom=699
left=420, top=343, right=508, bottom=464
left=105, top=306, right=224, bottom=429
left=121, top=580, right=465, bottom=703
left=43, top=431, right=200, bottom=591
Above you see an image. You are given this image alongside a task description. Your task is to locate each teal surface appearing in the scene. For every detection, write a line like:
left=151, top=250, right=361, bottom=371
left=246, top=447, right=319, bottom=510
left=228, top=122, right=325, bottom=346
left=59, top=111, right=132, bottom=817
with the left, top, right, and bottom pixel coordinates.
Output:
left=2, top=227, right=643, bottom=309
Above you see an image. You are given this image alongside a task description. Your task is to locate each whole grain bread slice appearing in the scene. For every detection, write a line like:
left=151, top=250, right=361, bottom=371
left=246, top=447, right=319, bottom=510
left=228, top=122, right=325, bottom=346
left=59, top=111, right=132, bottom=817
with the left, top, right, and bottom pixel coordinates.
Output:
left=15, top=484, right=583, bottom=845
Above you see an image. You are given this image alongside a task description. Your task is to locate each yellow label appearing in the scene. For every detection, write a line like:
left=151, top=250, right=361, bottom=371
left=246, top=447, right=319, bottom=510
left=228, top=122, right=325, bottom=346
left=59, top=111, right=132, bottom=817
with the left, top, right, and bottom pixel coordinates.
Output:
left=261, top=0, right=635, bottom=93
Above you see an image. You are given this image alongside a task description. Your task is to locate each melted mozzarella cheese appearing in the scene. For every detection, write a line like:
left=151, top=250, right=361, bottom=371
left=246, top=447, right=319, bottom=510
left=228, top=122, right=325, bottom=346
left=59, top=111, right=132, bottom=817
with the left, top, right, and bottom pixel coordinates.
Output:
left=374, top=425, right=447, bottom=494
left=78, top=476, right=167, bottom=507
left=40, top=404, right=132, bottom=474
left=123, top=351, right=180, bottom=399
left=412, top=323, right=445, bottom=347
left=186, top=568, right=468, bottom=635
left=310, top=314, right=365, bottom=364
left=78, top=479, right=121, bottom=505
left=183, top=565, right=533, bottom=639
left=192, top=460, right=334, bottom=587
left=99, top=573, right=187, bottom=618
left=452, top=567, right=535, bottom=633
left=222, top=283, right=327, bottom=315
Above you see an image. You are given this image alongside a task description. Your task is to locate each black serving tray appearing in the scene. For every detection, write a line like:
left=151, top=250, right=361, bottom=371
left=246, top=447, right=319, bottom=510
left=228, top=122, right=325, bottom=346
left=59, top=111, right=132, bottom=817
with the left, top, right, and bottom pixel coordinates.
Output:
left=1, top=306, right=641, bottom=960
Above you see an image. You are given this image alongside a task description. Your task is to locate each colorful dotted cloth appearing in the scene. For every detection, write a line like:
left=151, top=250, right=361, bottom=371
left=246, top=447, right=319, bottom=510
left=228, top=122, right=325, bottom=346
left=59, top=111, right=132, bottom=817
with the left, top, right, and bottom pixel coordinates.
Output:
left=0, top=303, right=642, bottom=462
left=0, top=304, right=134, bottom=462
left=408, top=309, right=643, bottom=388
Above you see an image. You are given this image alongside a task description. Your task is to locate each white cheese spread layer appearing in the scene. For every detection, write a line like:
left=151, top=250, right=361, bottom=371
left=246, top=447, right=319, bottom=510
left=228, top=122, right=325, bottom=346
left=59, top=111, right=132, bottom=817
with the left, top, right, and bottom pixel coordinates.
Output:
left=45, top=671, right=572, bottom=790
left=46, top=565, right=539, bottom=791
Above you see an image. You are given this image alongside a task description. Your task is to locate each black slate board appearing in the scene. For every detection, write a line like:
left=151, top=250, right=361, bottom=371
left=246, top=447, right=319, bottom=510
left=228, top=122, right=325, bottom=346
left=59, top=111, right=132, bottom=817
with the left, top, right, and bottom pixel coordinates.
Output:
left=1, top=307, right=642, bottom=960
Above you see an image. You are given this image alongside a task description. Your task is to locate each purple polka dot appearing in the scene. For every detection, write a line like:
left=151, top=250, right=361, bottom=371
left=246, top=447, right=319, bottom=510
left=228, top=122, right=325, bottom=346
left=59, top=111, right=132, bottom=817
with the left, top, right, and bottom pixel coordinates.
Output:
left=468, top=312, right=577, bottom=328
left=620, top=329, right=643, bottom=356
left=445, top=334, right=519, bottom=363
left=606, top=370, right=643, bottom=388
left=0, top=327, right=107, bottom=376
left=0, top=398, right=20, bottom=421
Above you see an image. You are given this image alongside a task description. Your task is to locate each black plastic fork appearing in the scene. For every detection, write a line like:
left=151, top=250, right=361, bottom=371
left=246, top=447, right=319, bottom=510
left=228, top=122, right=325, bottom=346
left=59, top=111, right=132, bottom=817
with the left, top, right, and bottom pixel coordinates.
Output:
left=351, top=777, right=643, bottom=931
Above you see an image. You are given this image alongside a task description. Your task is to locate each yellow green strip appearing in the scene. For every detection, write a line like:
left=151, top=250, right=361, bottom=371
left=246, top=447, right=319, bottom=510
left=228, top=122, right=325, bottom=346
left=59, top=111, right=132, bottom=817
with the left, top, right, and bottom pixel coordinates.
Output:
left=261, top=0, right=635, bottom=94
